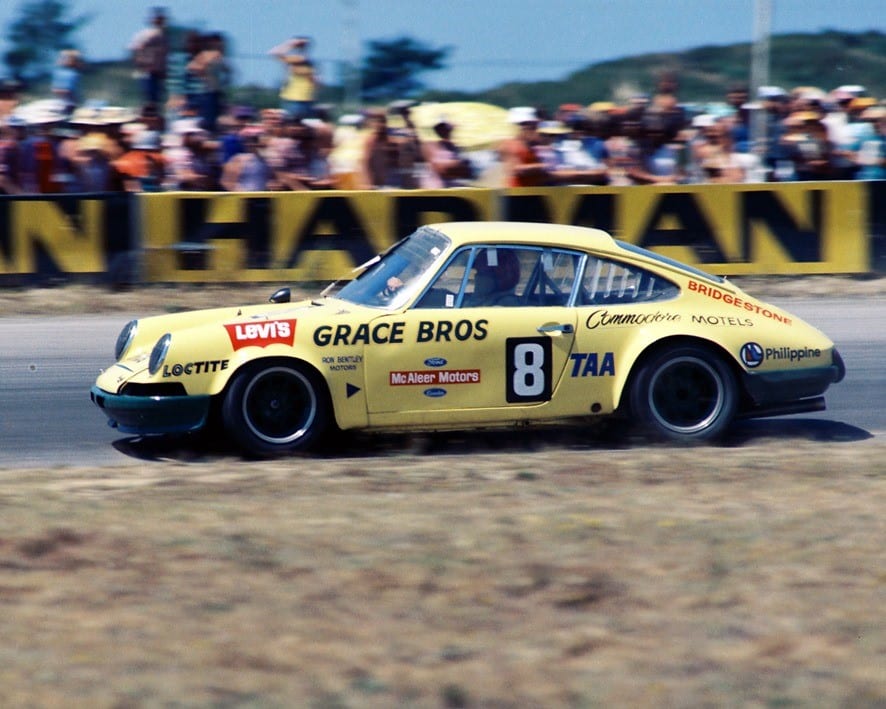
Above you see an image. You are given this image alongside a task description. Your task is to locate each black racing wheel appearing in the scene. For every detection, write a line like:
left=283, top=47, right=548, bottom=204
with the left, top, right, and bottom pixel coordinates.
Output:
left=629, top=344, right=737, bottom=442
left=222, top=361, right=330, bottom=457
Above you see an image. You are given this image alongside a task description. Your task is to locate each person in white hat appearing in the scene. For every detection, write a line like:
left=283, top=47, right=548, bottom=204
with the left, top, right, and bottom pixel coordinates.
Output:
left=499, top=106, right=551, bottom=187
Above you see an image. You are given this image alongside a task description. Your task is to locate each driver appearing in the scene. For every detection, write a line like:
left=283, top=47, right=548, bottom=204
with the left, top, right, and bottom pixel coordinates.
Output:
left=469, top=248, right=521, bottom=306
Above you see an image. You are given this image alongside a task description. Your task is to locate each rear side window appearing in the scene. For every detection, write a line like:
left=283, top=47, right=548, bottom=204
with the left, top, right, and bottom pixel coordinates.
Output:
left=580, top=256, right=679, bottom=305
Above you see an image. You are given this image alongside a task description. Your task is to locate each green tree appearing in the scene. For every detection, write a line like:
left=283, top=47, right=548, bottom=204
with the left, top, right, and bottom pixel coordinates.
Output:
left=360, top=35, right=450, bottom=102
left=3, top=0, right=91, bottom=83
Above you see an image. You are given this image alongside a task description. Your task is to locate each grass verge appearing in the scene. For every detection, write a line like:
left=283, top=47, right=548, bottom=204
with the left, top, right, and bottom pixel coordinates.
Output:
left=0, top=438, right=883, bottom=706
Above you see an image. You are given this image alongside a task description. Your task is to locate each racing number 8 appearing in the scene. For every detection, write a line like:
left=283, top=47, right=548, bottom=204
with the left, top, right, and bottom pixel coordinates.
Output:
left=506, top=337, right=552, bottom=403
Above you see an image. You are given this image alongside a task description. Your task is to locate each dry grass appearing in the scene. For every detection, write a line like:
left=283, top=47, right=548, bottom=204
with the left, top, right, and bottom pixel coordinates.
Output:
left=0, top=438, right=883, bottom=707
left=0, top=275, right=884, bottom=317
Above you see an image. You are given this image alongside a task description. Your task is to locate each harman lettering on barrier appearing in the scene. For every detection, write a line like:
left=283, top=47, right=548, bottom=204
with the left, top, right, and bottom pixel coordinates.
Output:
left=741, top=190, right=822, bottom=263
left=636, top=192, right=727, bottom=263
left=282, top=195, right=376, bottom=269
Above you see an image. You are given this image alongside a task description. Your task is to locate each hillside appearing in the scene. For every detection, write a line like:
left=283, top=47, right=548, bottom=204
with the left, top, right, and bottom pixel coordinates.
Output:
left=427, top=30, right=886, bottom=108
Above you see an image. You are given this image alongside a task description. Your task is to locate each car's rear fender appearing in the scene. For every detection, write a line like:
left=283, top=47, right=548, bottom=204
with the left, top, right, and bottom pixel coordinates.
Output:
left=614, top=334, right=748, bottom=414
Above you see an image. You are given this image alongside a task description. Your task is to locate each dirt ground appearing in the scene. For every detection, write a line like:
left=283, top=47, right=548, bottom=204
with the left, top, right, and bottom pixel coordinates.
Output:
left=1, top=276, right=883, bottom=706
left=0, top=436, right=884, bottom=707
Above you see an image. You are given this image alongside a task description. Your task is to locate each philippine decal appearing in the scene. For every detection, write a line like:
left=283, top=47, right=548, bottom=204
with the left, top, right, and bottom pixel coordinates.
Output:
left=740, top=342, right=765, bottom=368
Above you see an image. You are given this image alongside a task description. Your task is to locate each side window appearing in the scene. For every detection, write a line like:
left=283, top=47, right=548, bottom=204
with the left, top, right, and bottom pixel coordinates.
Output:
left=412, top=249, right=471, bottom=308
left=581, top=257, right=679, bottom=304
left=520, top=249, right=581, bottom=307
left=414, top=245, right=582, bottom=309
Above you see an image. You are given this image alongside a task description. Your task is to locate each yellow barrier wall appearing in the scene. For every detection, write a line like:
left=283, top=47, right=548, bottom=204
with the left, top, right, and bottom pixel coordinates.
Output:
left=0, top=194, right=132, bottom=278
left=139, top=182, right=872, bottom=282
left=0, top=182, right=877, bottom=282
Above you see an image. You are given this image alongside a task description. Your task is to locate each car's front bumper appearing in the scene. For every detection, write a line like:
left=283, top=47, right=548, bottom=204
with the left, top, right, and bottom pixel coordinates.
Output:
left=90, top=386, right=211, bottom=435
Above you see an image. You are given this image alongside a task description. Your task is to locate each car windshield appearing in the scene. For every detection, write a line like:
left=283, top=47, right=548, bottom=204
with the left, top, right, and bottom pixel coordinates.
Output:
left=329, top=227, right=452, bottom=309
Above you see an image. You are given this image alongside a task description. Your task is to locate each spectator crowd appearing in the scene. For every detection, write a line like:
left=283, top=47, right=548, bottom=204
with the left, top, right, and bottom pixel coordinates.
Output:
left=0, top=7, right=884, bottom=196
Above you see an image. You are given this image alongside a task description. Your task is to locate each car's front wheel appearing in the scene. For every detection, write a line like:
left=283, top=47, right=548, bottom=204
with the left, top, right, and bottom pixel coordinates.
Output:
left=629, top=344, right=737, bottom=442
left=222, top=361, right=330, bottom=457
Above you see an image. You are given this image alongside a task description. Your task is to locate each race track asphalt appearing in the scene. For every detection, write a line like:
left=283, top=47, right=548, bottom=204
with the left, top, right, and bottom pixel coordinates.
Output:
left=0, top=299, right=881, bottom=468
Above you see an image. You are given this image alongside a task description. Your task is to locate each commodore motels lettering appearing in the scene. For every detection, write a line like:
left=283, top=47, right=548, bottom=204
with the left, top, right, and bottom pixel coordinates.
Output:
left=585, top=309, right=680, bottom=329
left=224, top=319, right=296, bottom=350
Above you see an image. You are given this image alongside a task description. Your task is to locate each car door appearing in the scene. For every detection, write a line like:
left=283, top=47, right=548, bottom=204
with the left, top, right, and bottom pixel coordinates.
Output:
left=363, top=246, right=581, bottom=422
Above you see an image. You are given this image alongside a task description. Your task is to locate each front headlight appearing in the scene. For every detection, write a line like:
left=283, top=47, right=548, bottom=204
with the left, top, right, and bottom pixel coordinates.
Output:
left=148, top=334, right=172, bottom=375
left=115, top=320, right=138, bottom=360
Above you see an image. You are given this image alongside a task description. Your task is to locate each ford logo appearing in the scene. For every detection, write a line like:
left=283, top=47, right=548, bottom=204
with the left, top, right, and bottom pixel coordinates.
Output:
left=424, top=357, right=447, bottom=367
left=423, top=388, right=447, bottom=398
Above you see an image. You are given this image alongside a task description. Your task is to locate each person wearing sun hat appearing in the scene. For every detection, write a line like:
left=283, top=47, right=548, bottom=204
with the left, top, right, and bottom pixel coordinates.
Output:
left=499, top=106, right=552, bottom=187
left=73, top=132, right=123, bottom=192
left=113, top=130, right=166, bottom=191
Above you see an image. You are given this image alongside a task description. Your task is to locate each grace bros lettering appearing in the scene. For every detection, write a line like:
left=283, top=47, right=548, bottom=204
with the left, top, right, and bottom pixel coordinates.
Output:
left=313, top=319, right=489, bottom=346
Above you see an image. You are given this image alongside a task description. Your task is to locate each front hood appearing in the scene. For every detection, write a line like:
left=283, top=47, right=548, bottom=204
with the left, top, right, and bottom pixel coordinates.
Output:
left=98, top=296, right=380, bottom=394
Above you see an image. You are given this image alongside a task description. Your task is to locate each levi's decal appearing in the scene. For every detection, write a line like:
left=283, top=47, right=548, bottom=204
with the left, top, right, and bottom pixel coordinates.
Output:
left=224, top=319, right=296, bottom=350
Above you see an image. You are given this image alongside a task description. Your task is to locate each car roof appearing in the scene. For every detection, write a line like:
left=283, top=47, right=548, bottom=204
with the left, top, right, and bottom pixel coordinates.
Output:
left=425, top=221, right=617, bottom=251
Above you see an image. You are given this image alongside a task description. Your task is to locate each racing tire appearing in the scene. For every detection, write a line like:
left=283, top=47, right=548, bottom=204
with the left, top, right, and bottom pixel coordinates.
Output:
left=629, top=344, right=737, bottom=443
left=222, top=361, right=330, bottom=457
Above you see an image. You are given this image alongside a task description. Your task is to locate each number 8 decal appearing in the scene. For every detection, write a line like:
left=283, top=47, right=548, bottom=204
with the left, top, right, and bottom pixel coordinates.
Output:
left=506, top=337, right=552, bottom=403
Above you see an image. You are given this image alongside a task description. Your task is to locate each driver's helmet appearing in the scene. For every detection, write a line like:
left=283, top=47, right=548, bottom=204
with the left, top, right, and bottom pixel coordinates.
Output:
left=473, top=248, right=520, bottom=293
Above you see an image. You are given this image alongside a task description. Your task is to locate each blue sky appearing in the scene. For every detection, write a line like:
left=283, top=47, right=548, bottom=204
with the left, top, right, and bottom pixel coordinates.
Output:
left=1, top=0, right=883, bottom=91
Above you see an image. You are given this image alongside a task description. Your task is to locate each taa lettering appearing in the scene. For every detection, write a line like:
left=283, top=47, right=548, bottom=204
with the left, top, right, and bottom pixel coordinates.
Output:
left=569, top=352, right=615, bottom=377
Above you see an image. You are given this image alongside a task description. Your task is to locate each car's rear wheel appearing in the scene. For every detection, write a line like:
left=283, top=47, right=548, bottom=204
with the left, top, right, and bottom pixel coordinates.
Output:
left=629, top=344, right=737, bottom=442
left=222, top=361, right=330, bottom=457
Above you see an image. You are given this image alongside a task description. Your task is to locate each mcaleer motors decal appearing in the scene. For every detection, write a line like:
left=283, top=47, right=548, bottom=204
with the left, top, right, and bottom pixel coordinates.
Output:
left=390, top=369, right=481, bottom=386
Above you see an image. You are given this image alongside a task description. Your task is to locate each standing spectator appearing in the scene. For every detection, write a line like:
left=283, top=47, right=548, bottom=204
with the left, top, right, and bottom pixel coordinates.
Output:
left=693, top=117, right=746, bottom=183
left=50, top=50, right=83, bottom=117
left=187, top=32, right=232, bottom=133
left=73, top=133, right=123, bottom=192
left=629, top=110, right=685, bottom=184
left=269, top=36, right=318, bottom=121
left=167, top=31, right=208, bottom=121
left=218, top=105, right=253, bottom=163
left=32, top=123, right=60, bottom=193
left=854, top=107, right=886, bottom=180
left=129, top=7, right=169, bottom=106
left=273, top=120, right=334, bottom=190
left=387, top=101, right=424, bottom=189
left=605, top=108, right=644, bottom=185
left=221, top=127, right=272, bottom=191
left=548, top=116, right=609, bottom=186
left=0, top=117, right=22, bottom=194
left=779, top=112, right=839, bottom=181
left=0, top=80, right=21, bottom=123
left=358, top=108, right=399, bottom=189
left=114, top=130, right=166, bottom=192
left=499, top=106, right=552, bottom=187
left=421, top=117, right=474, bottom=188
left=726, top=83, right=751, bottom=152
left=757, top=86, right=793, bottom=179
left=165, top=126, right=215, bottom=190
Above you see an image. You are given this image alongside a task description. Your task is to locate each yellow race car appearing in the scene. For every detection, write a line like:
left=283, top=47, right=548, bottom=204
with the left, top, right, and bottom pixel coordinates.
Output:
left=91, top=222, right=845, bottom=456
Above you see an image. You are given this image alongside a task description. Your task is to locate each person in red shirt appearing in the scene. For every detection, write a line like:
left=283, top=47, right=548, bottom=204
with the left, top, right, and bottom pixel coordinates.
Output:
left=499, top=106, right=552, bottom=187
left=113, top=130, right=166, bottom=191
